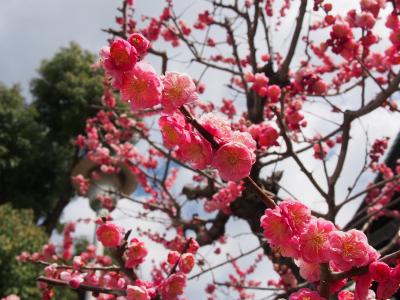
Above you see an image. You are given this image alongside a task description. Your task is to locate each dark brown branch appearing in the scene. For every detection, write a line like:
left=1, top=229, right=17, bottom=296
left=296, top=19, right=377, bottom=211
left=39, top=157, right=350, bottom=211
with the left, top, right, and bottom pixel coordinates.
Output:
left=148, top=48, right=168, bottom=75
left=319, top=263, right=331, bottom=298
left=278, top=0, right=308, bottom=79
left=37, top=276, right=126, bottom=296
left=274, top=109, right=328, bottom=199
left=244, top=176, right=276, bottom=208
left=196, top=212, right=230, bottom=246
left=113, top=229, right=138, bottom=282
left=179, top=105, right=220, bottom=149
left=214, top=281, right=282, bottom=291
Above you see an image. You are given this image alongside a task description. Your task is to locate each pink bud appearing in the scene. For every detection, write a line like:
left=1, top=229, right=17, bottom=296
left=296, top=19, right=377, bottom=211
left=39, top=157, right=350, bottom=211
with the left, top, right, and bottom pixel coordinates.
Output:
left=258, top=86, right=268, bottom=97
left=126, top=285, right=150, bottom=300
left=312, top=80, right=327, bottom=95
left=69, top=276, right=83, bottom=289
left=167, top=251, right=180, bottom=265
left=128, top=33, right=150, bottom=56
left=266, top=85, right=281, bottom=102
left=179, top=253, right=195, bottom=274
left=261, top=54, right=270, bottom=62
left=212, top=142, right=253, bottom=181
left=60, top=271, right=72, bottom=281
left=187, top=238, right=200, bottom=254
left=96, top=223, right=124, bottom=248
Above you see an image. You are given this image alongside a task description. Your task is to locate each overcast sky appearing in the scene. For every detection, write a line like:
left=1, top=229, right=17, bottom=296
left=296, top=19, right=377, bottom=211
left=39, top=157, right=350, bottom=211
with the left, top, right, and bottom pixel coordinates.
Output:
left=0, top=0, right=118, bottom=100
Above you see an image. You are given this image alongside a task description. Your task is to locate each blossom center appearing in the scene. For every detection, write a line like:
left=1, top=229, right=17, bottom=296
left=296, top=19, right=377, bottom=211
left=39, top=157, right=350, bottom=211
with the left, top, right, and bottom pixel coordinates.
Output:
left=163, top=125, right=179, bottom=143
left=226, top=153, right=239, bottom=165
left=342, top=241, right=356, bottom=258
left=131, top=78, right=148, bottom=94
left=101, top=231, right=114, bottom=242
left=167, top=85, right=184, bottom=101
left=111, top=47, right=129, bottom=67
left=169, top=281, right=182, bottom=295
left=291, top=210, right=304, bottom=227
left=311, top=233, right=325, bottom=249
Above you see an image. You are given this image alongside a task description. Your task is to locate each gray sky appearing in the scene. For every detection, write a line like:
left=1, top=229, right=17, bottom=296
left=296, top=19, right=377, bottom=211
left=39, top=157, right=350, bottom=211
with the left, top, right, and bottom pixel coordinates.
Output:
left=0, top=0, right=117, bottom=100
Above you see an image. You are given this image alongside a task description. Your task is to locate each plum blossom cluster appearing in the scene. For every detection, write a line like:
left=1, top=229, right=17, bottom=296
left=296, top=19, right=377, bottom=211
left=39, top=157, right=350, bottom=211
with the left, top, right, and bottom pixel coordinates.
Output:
left=19, top=216, right=198, bottom=300
left=74, top=107, right=166, bottom=206
left=261, top=200, right=383, bottom=298
left=365, top=159, right=400, bottom=218
left=62, top=222, right=77, bottom=261
left=204, top=181, right=244, bottom=213
left=244, top=72, right=286, bottom=103
left=249, top=123, right=279, bottom=149
left=158, top=110, right=257, bottom=181
left=225, top=252, right=265, bottom=300
left=96, top=221, right=198, bottom=300
left=369, top=137, right=389, bottom=163
left=100, top=34, right=258, bottom=182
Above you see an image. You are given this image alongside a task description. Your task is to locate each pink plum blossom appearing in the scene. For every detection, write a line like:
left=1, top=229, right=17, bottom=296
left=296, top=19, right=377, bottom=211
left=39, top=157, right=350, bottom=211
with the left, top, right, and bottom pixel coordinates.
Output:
left=128, top=33, right=150, bottom=56
left=176, top=133, right=213, bottom=169
left=96, top=223, right=124, bottom=248
left=2, top=296, right=20, bottom=300
left=260, top=206, right=293, bottom=246
left=100, top=39, right=137, bottom=87
left=159, top=272, right=186, bottom=300
left=125, top=238, right=148, bottom=268
left=376, top=265, right=400, bottom=300
left=126, top=285, right=150, bottom=300
left=338, top=291, right=354, bottom=300
left=212, top=142, right=253, bottom=181
left=297, top=259, right=321, bottom=282
left=259, top=126, right=279, bottom=148
left=187, top=238, right=200, bottom=254
left=231, top=131, right=257, bottom=163
left=249, top=123, right=279, bottom=148
left=353, top=273, right=372, bottom=300
left=199, top=112, right=232, bottom=141
left=266, top=85, right=281, bottom=102
left=246, top=72, right=269, bottom=97
left=204, top=181, right=244, bottom=213
left=299, top=218, right=335, bottom=263
left=260, top=203, right=302, bottom=258
left=120, top=61, right=162, bottom=110
left=159, top=113, right=188, bottom=148
left=178, top=253, right=195, bottom=274
left=69, top=276, right=84, bottom=289
left=167, top=251, right=180, bottom=265
left=289, top=288, right=325, bottom=300
left=161, top=71, right=198, bottom=112
left=280, top=200, right=311, bottom=234
left=369, top=261, right=391, bottom=282
left=328, top=229, right=379, bottom=271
